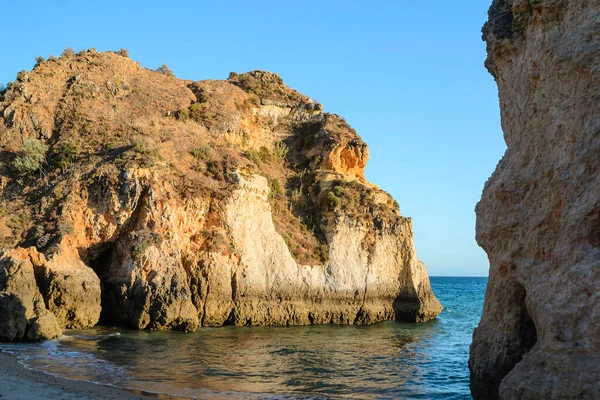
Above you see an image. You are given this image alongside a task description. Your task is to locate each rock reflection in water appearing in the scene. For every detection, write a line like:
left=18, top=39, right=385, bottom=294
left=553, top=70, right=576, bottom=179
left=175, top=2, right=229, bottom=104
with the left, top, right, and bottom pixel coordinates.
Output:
left=59, top=322, right=435, bottom=398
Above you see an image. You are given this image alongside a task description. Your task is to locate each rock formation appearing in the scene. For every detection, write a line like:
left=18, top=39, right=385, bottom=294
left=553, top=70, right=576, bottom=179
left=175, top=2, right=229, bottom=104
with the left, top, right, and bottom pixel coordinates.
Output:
left=0, top=50, right=441, bottom=341
left=470, top=1, right=600, bottom=399
left=0, top=248, right=61, bottom=341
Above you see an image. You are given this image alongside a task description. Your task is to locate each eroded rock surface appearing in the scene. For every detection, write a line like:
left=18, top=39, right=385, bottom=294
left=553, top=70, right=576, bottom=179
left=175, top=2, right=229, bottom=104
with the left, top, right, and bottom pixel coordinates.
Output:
left=0, top=248, right=61, bottom=341
left=0, top=51, right=441, bottom=339
left=470, top=1, right=600, bottom=399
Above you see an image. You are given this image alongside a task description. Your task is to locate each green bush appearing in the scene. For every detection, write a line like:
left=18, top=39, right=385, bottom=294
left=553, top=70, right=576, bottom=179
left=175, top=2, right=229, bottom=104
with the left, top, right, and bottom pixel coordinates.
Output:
left=34, top=56, right=45, bottom=68
left=156, top=64, right=174, bottom=77
left=273, top=141, right=289, bottom=160
left=270, top=178, right=281, bottom=194
left=245, top=95, right=260, bottom=107
left=189, top=102, right=205, bottom=122
left=282, top=234, right=292, bottom=248
left=116, top=48, right=130, bottom=58
left=194, top=88, right=209, bottom=104
left=333, top=185, right=344, bottom=197
left=16, top=70, right=27, bottom=82
left=258, top=146, right=270, bottom=162
left=33, top=224, right=51, bottom=248
left=190, top=144, right=212, bottom=161
left=315, top=242, right=328, bottom=263
left=14, top=139, right=48, bottom=176
left=107, top=141, right=119, bottom=151
left=130, top=135, right=162, bottom=167
left=53, top=142, right=78, bottom=170
left=290, top=187, right=302, bottom=208
left=206, top=161, right=223, bottom=180
left=130, top=135, right=148, bottom=153
left=7, top=211, right=30, bottom=233
left=245, top=149, right=262, bottom=167
left=307, top=102, right=323, bottom=112
left=323, top=191, right=341, bottom=211
left=269, top=178, right=282, bottom=204
left=177, top=108, right=189, bottom=121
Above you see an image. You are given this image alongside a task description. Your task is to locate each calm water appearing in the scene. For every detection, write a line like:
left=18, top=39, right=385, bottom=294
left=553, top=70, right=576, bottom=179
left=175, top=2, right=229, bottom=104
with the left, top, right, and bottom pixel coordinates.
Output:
left=1, top=277, right=487, bottom=399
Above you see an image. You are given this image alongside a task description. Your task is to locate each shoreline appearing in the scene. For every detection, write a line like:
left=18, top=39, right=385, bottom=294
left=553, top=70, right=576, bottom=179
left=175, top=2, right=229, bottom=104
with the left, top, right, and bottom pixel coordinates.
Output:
left=0, top=350, right=178, bottom=400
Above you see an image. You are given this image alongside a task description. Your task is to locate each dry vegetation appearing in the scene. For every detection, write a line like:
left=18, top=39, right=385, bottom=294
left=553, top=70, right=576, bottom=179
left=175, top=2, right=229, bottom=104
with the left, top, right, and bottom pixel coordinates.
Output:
left=0, top=49, right=403, bottom=265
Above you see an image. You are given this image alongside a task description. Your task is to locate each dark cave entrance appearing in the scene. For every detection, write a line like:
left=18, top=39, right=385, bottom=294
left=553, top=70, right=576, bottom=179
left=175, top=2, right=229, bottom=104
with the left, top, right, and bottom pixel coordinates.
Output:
left=88, top=243, right=118, bottom=325
left=491, top=282, right=538, bottom=397
left=513, top=283, right=538, bottom=360
left=471, top=280, right=539, bottom=399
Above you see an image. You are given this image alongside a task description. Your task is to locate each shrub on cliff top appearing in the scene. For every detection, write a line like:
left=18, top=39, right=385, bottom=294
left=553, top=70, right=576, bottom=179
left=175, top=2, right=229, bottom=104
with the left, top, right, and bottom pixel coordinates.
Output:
left=116, top=48, right=130, bottom=58
left=61, top=47, right=75, bottom=57
left=34, top=56, right=45, bottom=68
left=156, top=64, right=174, bottom=77
left=16, top=70, right=27, bottom=82
left=13, top=139, right=48, bottom=176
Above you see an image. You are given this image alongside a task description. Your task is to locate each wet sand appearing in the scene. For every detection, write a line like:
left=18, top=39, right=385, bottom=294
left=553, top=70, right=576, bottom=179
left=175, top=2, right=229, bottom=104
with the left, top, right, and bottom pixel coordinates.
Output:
left=0, top=350, right=177, bottom=400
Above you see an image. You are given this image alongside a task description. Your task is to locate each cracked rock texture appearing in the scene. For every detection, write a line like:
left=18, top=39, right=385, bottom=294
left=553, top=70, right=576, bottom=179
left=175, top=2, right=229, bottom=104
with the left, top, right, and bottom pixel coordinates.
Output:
left=0, top=248, right=61, bottom=341
left=470, top=0, right=600, bottom=399
left=0, top=50, right=440, bottom=340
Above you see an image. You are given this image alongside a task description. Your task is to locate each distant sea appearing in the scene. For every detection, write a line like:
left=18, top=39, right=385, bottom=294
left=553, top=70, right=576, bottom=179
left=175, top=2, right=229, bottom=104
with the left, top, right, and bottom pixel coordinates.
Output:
left=1, top=277, right=487, bottom=399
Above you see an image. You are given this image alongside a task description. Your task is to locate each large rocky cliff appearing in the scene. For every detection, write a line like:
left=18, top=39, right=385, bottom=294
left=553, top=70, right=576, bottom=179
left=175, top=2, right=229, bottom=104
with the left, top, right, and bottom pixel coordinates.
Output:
left=470, top=1, right=599, bottom=399
left=0, top=51, right=441, bottom=340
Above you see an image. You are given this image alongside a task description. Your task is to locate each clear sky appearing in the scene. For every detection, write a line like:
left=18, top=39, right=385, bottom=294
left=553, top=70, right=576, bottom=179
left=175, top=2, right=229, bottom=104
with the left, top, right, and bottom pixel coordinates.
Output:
left=0, top=1, right=504, bottom=276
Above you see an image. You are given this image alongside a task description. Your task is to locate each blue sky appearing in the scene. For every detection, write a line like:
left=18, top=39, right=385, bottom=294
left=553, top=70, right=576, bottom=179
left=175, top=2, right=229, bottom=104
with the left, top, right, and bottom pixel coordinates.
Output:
left=0, top=1, right=504, bottom=276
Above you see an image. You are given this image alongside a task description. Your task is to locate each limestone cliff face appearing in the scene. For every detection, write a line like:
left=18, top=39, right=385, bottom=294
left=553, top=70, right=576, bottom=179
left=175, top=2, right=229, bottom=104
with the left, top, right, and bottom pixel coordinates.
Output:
left=470, top=1, right=600, bottom=399
left=0, top=50, right=441, bottom=340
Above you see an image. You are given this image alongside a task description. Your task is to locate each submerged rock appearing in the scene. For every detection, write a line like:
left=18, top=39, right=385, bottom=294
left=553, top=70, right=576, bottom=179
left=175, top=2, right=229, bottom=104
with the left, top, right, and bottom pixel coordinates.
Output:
left=470, top=0, right=600, bottom=399
left=0, top=51, right=441, bottom=339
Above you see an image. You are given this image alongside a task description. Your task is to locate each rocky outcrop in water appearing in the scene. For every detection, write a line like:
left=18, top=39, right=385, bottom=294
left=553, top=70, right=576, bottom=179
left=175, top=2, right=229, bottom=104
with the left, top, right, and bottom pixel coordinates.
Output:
left=0, top=50, right=441, bottom=340
left=470, top=1, right=600, bottom=399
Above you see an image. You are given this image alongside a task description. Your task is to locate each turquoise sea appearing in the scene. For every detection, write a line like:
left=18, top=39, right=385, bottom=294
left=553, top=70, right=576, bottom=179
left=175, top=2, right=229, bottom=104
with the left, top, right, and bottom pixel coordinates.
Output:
left=0, top=277, right=487, bottom=399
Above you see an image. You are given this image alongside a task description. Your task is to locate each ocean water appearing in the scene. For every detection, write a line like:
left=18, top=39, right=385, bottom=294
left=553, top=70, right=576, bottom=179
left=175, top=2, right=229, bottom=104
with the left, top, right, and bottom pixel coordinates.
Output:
left=0, top=277, right=487, bottom=399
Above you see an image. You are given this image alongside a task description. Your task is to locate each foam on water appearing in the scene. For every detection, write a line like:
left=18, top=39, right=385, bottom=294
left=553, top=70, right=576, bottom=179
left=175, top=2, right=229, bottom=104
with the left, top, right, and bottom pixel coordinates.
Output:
left=0, top=277, right=487, bottom=399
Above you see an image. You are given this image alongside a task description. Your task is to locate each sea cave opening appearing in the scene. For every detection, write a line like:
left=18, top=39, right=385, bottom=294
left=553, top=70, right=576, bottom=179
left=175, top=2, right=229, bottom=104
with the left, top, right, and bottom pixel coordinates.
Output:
left=88, top=243, right=118, bottom=325
left=514, top=283, right=538, bottom=360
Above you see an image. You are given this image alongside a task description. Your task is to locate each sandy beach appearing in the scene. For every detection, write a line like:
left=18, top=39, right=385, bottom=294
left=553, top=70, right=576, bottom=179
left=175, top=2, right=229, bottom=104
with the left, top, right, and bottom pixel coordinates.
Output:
left=0, top=350, right=174, bottom=400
